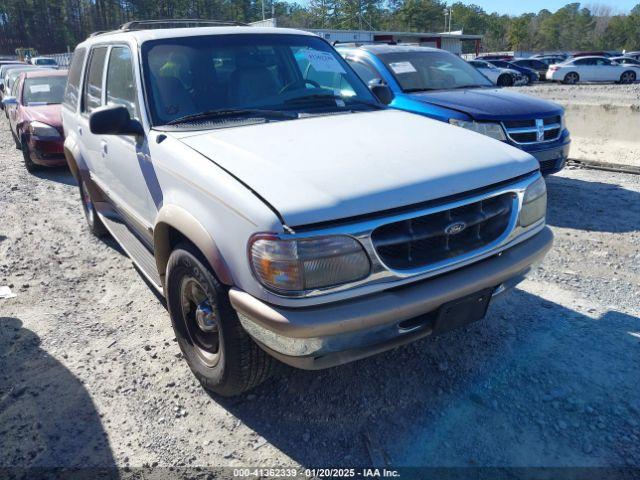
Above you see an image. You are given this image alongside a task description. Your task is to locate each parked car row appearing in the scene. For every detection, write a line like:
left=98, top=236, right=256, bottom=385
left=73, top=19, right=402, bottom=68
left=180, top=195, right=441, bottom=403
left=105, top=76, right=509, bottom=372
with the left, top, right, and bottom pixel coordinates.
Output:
left=3, top=24, right=563, bottom=396
left=477, top=51, right=640, bottom=84
left=0, top=64, right=68, bottom=171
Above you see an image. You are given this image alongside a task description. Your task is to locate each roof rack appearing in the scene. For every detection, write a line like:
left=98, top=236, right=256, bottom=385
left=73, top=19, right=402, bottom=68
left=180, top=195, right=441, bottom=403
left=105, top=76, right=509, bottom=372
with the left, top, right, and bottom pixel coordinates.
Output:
left=119, top=19, right=248, bottom=31
left=332, top=40, right=398, bottom=47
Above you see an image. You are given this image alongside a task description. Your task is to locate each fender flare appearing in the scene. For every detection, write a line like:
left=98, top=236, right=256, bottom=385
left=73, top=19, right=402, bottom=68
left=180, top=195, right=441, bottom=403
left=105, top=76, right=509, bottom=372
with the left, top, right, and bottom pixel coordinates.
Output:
left=63, top=138, right=86, bottom=181
left=154, top=205, right=234, bottom=286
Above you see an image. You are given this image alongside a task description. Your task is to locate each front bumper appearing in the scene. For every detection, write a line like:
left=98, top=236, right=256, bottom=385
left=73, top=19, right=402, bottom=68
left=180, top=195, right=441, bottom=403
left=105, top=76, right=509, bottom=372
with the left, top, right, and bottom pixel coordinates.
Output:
left=230, top=227, right=553, bottom=370
left=28, top=136, right=66, bottom=166
left=515, top=136, right=571, bottom=175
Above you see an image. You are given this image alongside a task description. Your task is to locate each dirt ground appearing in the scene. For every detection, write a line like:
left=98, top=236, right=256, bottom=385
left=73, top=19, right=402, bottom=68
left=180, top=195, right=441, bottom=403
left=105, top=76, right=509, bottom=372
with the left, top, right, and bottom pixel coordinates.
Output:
left=1, top=119, right=639, bottom=476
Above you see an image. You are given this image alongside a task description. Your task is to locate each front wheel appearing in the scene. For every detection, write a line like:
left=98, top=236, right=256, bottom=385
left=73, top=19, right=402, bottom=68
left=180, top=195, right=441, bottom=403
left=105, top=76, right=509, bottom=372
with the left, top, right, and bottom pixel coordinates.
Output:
left=166, top=243, right=274, bottom=396
left=21, top=135, right=40, bottom=173
left=79, top=180, right=107, bottom=237
left=563, top=72, right=579, bottom=84
left=497, top=74, right=513, bottom=87
left=619, top=71, right=636, bottom=84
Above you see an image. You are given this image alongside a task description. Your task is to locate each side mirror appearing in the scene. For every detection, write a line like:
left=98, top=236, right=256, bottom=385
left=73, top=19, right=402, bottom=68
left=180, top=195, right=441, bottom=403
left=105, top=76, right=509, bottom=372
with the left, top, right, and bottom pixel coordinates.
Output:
left=1, top=96, right=17, bottom=107
left=370, top=84, right=394, bottom=105
left=0, top=84, right=5, bottom=92
left=89, top=105, right=144, bottom=136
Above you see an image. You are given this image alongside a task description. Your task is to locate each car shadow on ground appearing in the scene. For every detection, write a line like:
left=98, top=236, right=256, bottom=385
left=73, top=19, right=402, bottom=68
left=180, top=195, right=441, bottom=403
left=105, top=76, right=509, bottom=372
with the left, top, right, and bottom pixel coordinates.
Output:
left=0, top=317, right=117, bottom=476
left=546, top=174, right=640, bottom=233
left=216, top=290, right=640, bottom=467
left=33, top=166, right=76, bottom=187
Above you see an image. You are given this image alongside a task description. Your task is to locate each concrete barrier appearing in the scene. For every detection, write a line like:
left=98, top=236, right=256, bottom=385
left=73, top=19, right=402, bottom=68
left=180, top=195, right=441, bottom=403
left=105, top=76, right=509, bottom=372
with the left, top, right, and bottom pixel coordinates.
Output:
left=563, top=103, right=640, bottom=142
left=562, top=103, right=640, bottom=167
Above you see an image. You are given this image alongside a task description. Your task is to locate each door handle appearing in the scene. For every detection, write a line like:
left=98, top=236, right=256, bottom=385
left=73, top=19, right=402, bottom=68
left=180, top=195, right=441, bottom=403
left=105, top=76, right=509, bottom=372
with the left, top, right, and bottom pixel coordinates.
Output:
left=100, top=141, right=108, bottom=157
left=78, top=126, right=83, bottom=135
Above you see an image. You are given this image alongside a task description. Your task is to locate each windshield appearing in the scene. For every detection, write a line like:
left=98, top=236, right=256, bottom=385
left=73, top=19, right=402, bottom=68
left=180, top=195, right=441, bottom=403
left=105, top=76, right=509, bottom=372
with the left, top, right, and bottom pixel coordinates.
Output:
left=23, top=76, right=67, bottom=104
left=142, top=33, right=378, bottom=126
left=377, top=51, right=493, bottom=92
left=35, top=58, right=57, bottom=66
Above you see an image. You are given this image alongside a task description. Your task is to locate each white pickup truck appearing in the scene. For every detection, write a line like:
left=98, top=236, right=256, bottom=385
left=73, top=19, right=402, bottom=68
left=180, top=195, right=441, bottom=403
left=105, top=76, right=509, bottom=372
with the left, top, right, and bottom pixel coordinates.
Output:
left=62, top=21, right=552, bottom=396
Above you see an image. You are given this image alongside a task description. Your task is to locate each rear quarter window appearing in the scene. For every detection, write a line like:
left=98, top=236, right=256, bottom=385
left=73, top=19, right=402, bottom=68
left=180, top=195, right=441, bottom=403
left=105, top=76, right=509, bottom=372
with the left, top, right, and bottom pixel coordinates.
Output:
left=63, top=47, right=87, bottom=110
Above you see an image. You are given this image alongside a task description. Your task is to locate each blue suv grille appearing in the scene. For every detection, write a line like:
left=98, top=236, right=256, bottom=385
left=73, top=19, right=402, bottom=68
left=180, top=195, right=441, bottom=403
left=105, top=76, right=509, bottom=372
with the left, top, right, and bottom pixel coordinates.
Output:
left=503, top=115, right=562, bottom=145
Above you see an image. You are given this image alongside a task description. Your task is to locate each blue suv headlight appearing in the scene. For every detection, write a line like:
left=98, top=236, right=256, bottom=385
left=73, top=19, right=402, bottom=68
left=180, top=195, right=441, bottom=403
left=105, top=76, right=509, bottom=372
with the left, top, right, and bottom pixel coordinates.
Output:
left=449, top=119, right=507, bottom=141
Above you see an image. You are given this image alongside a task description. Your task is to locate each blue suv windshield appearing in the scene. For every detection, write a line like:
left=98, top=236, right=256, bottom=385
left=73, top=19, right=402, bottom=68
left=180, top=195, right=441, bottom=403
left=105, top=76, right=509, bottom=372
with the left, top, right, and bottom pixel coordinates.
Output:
left=142, top=34, right=379, bottom=126
left=377, top=51, right=493, bottom=92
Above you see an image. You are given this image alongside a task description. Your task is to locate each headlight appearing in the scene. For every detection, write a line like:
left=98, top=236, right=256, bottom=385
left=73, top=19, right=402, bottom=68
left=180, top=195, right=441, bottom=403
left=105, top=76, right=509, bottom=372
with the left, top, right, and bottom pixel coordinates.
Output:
left=29, top=121, right=60, bottom=138
left=249, top=234, right=371, bottom=294
left=449, top=119, right=506, bottom=141
left=519, top=176, right=547, bottom=227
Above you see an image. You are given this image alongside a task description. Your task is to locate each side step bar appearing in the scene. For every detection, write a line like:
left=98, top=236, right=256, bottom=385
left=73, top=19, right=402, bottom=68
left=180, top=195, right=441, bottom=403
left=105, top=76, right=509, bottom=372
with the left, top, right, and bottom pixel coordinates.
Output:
left=98, top=213, right=164, bottom=293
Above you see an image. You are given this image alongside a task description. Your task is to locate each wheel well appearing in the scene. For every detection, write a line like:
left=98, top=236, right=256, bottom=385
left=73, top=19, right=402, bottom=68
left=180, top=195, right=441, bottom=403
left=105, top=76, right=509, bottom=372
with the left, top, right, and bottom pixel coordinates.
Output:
left=63, top=148, right=80, bottom=180
left=154, top=223, right=234, bottom=287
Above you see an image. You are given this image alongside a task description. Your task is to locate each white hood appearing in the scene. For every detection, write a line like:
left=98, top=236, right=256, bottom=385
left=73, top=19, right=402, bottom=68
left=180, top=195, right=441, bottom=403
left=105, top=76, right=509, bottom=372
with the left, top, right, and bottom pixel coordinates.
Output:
left=177, top=110, right=538, bottom=226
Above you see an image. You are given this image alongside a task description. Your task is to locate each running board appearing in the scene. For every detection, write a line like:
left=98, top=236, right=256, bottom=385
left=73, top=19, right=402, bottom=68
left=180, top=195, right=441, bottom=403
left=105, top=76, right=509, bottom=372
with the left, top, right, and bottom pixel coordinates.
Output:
left=98, top=213, right=164, bottom=293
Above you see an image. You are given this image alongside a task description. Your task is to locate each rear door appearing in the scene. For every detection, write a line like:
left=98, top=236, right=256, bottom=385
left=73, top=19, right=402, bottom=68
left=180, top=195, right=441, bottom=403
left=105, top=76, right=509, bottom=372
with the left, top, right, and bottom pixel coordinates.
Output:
left=78, top=46, right=109, bottom=180
left=573, top=58, right=595, bottom=80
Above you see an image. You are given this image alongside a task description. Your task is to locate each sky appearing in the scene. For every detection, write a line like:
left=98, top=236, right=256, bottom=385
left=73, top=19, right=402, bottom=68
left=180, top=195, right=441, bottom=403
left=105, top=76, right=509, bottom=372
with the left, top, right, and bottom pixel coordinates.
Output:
left=452, top=0, right=637, bottom=16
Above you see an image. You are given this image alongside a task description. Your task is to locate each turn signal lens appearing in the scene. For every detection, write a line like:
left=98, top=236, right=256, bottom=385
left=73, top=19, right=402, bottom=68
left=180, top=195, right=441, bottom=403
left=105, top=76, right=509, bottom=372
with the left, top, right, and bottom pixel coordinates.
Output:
left=249, top=235, right=371, bottom=294
left=519, top=176, right=547, bottom=227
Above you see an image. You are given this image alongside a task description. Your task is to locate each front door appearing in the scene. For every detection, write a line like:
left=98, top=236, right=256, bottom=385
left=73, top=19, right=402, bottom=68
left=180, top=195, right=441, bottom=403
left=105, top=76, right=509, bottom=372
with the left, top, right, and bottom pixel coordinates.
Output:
left=101, top=45, right=156, bottom=242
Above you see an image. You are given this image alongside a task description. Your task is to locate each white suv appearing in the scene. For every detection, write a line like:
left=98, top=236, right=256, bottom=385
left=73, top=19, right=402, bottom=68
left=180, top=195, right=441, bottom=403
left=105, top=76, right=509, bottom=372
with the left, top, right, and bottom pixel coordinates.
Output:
left=62, top=20, right=553, bottom=396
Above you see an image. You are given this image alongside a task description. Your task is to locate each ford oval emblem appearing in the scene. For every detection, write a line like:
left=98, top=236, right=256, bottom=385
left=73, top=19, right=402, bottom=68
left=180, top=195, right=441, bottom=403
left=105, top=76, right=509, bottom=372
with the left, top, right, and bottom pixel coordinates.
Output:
left=445, top=221, right=467, bottom=235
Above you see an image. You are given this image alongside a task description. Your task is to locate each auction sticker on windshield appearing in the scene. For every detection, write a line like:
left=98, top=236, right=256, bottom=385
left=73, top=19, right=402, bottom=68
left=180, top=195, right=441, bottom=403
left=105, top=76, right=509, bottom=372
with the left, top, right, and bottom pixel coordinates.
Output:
left=30, top=84, right=51, bottom=93
left=304, top=50, right=346, bottom=74
left=389, top=61, right=417, bottom=74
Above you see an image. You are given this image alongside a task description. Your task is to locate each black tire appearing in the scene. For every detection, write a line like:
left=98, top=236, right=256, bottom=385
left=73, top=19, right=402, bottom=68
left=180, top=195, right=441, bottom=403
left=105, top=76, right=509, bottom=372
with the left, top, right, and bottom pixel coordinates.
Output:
left=21, top=135, right=40, bottom=173
left=620, top=71, right=636, bottom=84
left=497, top=74, right=513, bottom=87
left=79, top=179, right=107, bottom=237
left=563, top=72, right=579, bottom=84
left=11, top=129, right=21, bottom=149
left=166, top=242, right=274, bottom=396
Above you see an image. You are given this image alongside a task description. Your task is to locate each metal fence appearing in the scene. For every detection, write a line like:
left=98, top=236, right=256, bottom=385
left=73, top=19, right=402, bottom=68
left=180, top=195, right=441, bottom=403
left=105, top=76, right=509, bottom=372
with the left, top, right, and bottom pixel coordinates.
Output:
left=42, top=52, right=73, bottom=67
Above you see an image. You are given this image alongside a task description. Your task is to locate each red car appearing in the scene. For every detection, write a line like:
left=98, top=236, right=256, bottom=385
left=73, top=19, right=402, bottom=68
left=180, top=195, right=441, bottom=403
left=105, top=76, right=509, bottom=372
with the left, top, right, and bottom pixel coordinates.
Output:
left=3, top=69, right=68, bottom=172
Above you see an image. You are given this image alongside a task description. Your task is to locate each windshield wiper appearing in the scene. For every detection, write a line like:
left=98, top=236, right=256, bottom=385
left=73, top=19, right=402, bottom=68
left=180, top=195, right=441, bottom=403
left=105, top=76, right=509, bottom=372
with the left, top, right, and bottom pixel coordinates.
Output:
left=284, top=94, right=382, bottom=109
left=166, top=108, right=298, bottom=125
left=447, top=85, right=487, bottom=90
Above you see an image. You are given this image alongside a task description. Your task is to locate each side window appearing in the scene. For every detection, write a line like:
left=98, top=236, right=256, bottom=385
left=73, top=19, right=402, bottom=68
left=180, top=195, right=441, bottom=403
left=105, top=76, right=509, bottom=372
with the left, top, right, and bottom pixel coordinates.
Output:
left=596, top=58, right=610, bottom=66
left=347, top=59, right=382, bottom=85
left=63, top=47, right=87, bottom=110
left=106, top=46, right=139, bottom=119
left=574, top=58, right=590, bottom=66
left=11, top=76, right=21, bottom=97
left=83, top=46, right=108, bottom=114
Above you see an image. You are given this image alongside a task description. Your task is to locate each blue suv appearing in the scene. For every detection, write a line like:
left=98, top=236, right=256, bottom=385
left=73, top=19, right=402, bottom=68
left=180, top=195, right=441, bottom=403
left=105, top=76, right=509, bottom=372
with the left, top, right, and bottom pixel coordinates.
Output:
left=337, top=44, right=571, bottom=175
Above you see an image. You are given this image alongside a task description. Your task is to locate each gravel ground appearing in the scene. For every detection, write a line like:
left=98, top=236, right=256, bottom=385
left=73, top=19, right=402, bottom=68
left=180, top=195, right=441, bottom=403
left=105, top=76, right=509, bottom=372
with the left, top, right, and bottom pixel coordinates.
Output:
left=517, top=82, right=640, bottom=107
left=1, top=121, right=639, bottom=475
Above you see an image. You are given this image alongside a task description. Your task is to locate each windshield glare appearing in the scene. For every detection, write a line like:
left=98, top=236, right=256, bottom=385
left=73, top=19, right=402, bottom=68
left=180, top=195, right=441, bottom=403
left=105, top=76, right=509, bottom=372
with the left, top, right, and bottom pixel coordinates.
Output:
left=142, top=34, right=377, bottom=125
left=23, top=76, right=67, bottom=104
left=378, top=51, right=493, bottom=91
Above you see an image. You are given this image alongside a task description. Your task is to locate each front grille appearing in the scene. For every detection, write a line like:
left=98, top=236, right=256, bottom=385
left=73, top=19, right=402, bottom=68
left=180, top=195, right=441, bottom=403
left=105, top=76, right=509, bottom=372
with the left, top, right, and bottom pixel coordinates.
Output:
left=503, top=115, right=562, bottom=145
left=371, top=193, right=514, bottom=270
